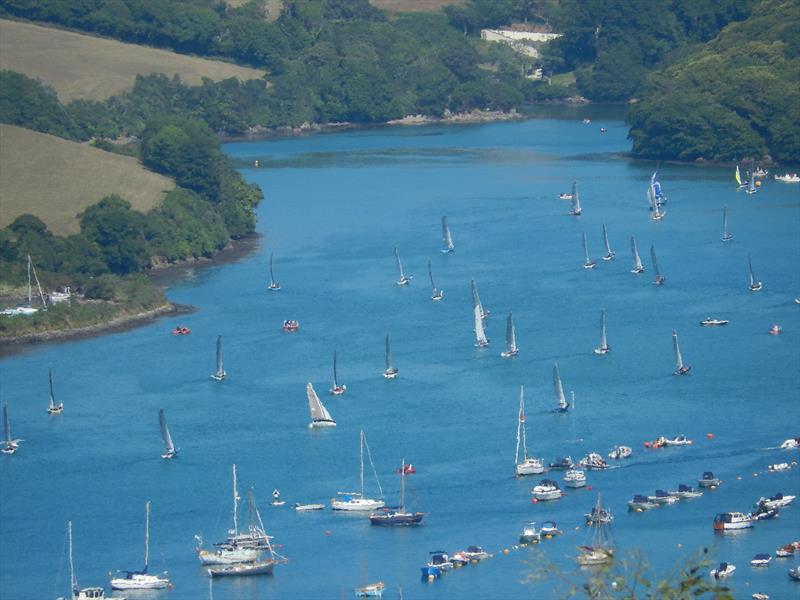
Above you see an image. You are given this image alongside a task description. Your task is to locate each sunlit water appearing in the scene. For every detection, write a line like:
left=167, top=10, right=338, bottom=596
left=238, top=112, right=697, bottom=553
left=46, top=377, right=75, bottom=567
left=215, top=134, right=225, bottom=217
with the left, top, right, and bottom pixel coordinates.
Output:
left=2, top=107, right=799, bottom=600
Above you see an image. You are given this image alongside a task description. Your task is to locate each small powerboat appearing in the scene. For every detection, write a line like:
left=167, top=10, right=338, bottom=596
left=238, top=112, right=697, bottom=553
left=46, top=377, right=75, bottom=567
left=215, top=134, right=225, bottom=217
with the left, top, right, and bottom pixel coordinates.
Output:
left=790, top=567, right=800, bottom=581
left=450, top=551, right=469, bottom=568
left=648, top=489, right=678, bottom=505
left=559, top=192, right=573, bottom=200
left=294, top=503, right=324, bottom=511
left=549, top=456, right=574, bottom=470
left=563, top=469, right=587, bottom=488
left=751, top=504, right=779, bottom=521
left=710, top=562, right=736, bottom=578
left=751, top=554, right=772, bottom=567
left=663, top=435, right=693, bottom=446
left=608, top=445, right=632, bottom=460
left=579, top=453, right=609, bottom=470
left=700, top=318, right=729, bottom=326
left=354, top=581, right=386, bottom=597
left=776, top=544, right=795, bottom=557
left=780, top=437, right=800, bottom=449
left=758, top=493, right=796, bottom=509
left=713, top=512, right=753, bottom=531
left=769, top=324, right=782, bottom=335
left=172, top=326, right=190, bottom=335
left=420, top=565, right=441, bottom=580
left=628, top=495, right=659, bottom=511
left=768, top=462, right=794, bottom=472
left=462, top=546, right=490, bottom=562
left=282, top=320, right=299, bottom=332
left=698, top=471, right=722, bottom=488
left=532, top=479, right=562, bottom=501
left=539, top=521, right=561, bottom=538
left=669, top=484, right=703, bottom=499
left=518, top=522, right=541, bottom=545
left=427, top=551, right=453, bottom=571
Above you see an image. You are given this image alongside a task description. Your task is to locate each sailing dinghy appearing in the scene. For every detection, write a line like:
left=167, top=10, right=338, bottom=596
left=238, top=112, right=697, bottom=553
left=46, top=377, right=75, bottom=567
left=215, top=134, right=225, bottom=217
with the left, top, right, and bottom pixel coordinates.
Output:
left=553, top=364, right=570, bottom=413
left=2, top=402, right=21, bottom=455
left=383, top=334, right=398, bottom=379
left=601, top=224, right=615, bottom=260
left=500, top=312, right=518, bottom=357
left=593, top=310, right=610, bottom=355
left=47, top=368, right=63, bottom=414
left=329, top=351, right=346, bottom=395
left=267, top=253, right=280, bottom=291
left=568, top=182, right=582, bottom=216
left=672, top=330, right=691, bottom=375
left=650, top=245, right=665, bottom=285
left=211, top=335, right=226, bottom=381
left=745, top=161, right=758, bottom=195
left=582, top=232, right=597, bottom=269
left=441, top=216, right=454, bottom=253
left=721, top=206, right=733, bottom=242
left=473, top=304, right=490, bottom=348
left=307, top=383, right=336, bottom=428
left=471, top=279, right=489, bottom=318
left=159, top=408, right=178, bottom=459
left=110, top=501, right=171, bottom=590
left=428, top=259, right=444, bottom=301
left=630, top=235, right=645, bottom=274
left=735, top=165, right=747, bottom=189
left=332, top=430, right=385, bottom=511
left=394, top=247, right=412, bottom=286
left=515, top=385, right=544, bottom=476
left=748, top=254, right=763, bottom=291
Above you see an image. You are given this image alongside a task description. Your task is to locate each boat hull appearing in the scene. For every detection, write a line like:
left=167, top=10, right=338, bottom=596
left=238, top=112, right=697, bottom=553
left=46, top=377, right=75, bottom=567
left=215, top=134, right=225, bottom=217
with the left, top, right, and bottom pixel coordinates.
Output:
left=515, top=460, right=545, bottom=476
left=331, top=498, right=385, bottom=511
left=369, top=511, right=424, bottom=526
left=208, top=560, right=274, bottom=578
left=110, top=574, right=170, bottom=590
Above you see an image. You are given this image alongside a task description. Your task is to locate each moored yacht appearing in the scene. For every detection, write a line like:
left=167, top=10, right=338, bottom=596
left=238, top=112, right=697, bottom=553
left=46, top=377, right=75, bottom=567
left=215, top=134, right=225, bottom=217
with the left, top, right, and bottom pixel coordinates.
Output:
left=532, top=479, right=562, bottom=501
left=110, top=501, right=171, bottom=590
left=669, top=484, right=703, bottom=499
left=628, top=495, right=659, bottom=511
left=648, top=489, right=678, bottom=505
left=564, top=469, right=587, bottom=488
left=698, top=471, right=722, bottom=488
left=515, top=386, right=545, bottom=476
left=331, top=430, right=384, bottom=511
left=713, top=512, right=753, bottom=531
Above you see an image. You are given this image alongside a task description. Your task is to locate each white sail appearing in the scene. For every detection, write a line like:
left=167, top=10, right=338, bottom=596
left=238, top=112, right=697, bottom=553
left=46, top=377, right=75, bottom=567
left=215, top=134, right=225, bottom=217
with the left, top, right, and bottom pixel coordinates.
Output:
left=646, top=183, right=656, bottom=211
left=474, top=304, right=489, bottom=347
left=214, top=335, right=225, bottom=379
left=307, top=383, right=335, bottom=425
left=385, top=335, right=392, bottom=371
left=553, top=364, right=568, bottom=410
left=332, top=351, right=339, bottom=389
left=505, top=313, right=517, bottom=354
left=672, top=330, right=684, bottom=371
left=599, top=311, right=608, bottom=350
left=441, top=216, right=454, bottom=252
left=27, top=254, right=47, bottom=309
left=583, top=232, right=590, bottom=263
left=748, top=254, right=756, bottom=287
left=602, top=224, right=614, bottom=258
left=470, top=279, right=487, bottom=318
left=159, top=408, right=176, bottom=455
left=269, top=254, right=276, bottom=286
left=515, top=385, right=528, bottom=463
left=571, top=182, right=581, bottom=214
left=630, top=235, right=644, bottom=272
left=427, top=259, right=442, bottom=299
left=394, top=246, right=411, bottom=284
left=722, top=206, right=732, bottom=241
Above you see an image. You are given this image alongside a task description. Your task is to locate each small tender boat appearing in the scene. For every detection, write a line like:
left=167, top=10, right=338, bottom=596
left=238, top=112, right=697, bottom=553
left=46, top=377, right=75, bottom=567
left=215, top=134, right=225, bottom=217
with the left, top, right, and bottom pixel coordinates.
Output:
left=394, top=246, right=412, bottom=286
left=751, top=503, right=779, bottom=521
left=601, top=224, right=615, bottom=260
left=768, top=462, right=793, bottom=472
left=748, top=255, right=763, bottom=291
left=721, top=205, right=733, bottom=242
left=582, top=232, right=596, bottom=269
left=593, top=310, right=610, bottom=355
left=293, top=503, right=324, bottom=511
left=608, top=446, right=632, bottom=460
left=500, top=312, right=519, bottom=358
left=383, top=334, right=398, bottom=379
left=441, top=216, right=455, bottom=254
left=354, top=581, right=386, bottom=598
left=648, top=489, right=678, bottom=505
left=651, top=245, right=665, bottom=285
left=559, top=192, right=573, bottom=200
left=158, top=409, right=178, bottom=460
left=428, top=259, right=444, bottom=301
left=208, top=559, right=276, bottom=578
left=564, top=469, right=587, bottom=488
left=463, top=546, right=490, bottom=562
left=549, top=456, right=574, bottom=470
left=307, top=383, right=336, bottom=428
left=630, top=235, right=645, bottom=274
left=710, top=562, right=736, bottom=578
left=450, top=551, right=469, bottom=568
left=427, top=551, right=453, bottom=571
left=515, top=386, right=544, bottom=477
left=628, top=495, right=659, bottom=511
left=579, top=453, right=609, bottom=470
left=172, top=326, right=190, bottom=335
left=2, top=402, right=21, bottom=455
left=758, top=493, right=796, bottom=509
left=664, top=434, right=693, bottom=446
left=532, top=479, right=562, bottom=501
left=769, top=324, right=782, bottom=335
left=713, top=512, right=753, bottom=531
left=539, top=521, right=562, bottom=537
left=774, top=173, right=800, bottom=183
left=568, top=181, right=582, bottom=216
left=669, top=484, right=703, bottom=499
left=776, top=544, right=795, bottom=558
left=282, top=319, right=299, bottom=332
left=671, top=330, right=691, bottom=375
left=47, top=369, right=63, bottom=415
left=790, top=567, right=800, bottom=581
left=699, top=471, right=722, bottom=488
left=700, top=317, right=729, bottom=326
left=329, top=351, right=346, bottom=395
left=267, top=253, right=281, bottom=291
left=518, top=522, right=541, bottom=545
left=270, top=489, right=284, bottom=507
left=780, top=438, right=800, bottom=449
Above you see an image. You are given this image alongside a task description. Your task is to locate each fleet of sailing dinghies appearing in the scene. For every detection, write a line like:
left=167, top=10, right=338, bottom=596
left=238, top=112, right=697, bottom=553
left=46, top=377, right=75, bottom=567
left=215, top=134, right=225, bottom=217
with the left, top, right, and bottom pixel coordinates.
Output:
left=329, top=351, right=346, bottom=395
left=331, top=430, right=385, bottom=511
left=515, top=386, right=544, bottom=477
left=593, top=310, right=610, bottom=355
left=307, top=383, right=336, bottom=428
left=601, top=224, right=615, bottom=260
left=552, top=363, right=570, bottom=413
left=427, top=259, right=444, bottom=301
left=581, top=232, right=596, bottom=269
left=211, top=335, right=226, bottom=381
left=159, top=409, right=178, bottom=459
left=394, top=246, right=412, bottom=286
left=383, top=334, right=398, bottom=379
left=267, top=253, right=281, bottom=291
left=47, top=368, right=63, bottom=414
left=568, top=181, right=582, bottom=216
left=2, top=402, right=21, bottom=455
left=721, top=205, right=733, bottom=242
left=441, top=216, right=454, bottom=253
left=748, top=254, right=763, bottom=291
left=671, top=330, right=691, bottom=375
left=650, top=245, right=665, bottom=285
left=110, top=501, right=171, bottom=590
left=630, top=235, right=645, bottom=273
left=500, top=312, right=518, bottom=357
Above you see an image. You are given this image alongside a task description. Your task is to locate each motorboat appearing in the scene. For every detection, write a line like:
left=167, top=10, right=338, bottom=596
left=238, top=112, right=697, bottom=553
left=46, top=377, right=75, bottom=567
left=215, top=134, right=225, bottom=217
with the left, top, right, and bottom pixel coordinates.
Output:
left=585, top=505, right=614, bottom=525
left=397, top=463, right=416, bottom=475
left=564, top=469, right=587, bottom=488
left=758, top=493, right=795, bottom=509
left=427, top=551, right=453, bottom=571
left=713, top=512, right=753, bottom=531
left=462, top=546, right=490, bottom=562
left=774, top=173, right=800, bottom=183
left=790, top=567, right=800, bottom=581
left=698, top=471, right=722, bottom=488
left=608, top=446, right=632, bottom=460
left=700, top=318, right=729, bottom=326
left=648, top=489, right=678, bottom=505
left=559, top=192, right=573, bottom=200
left=420, top=565, right=441, bottom=580
left=549, top=456, right=574, bottom=470
left=293, top=503, right=324, bottom=511
left=769, top=324, right=782, bottom=335
left=579, top=453, right=609, bottom=470
left=539, top=521, right=562, bottom=537
left=354, top=582, right=386, bottom=597
left=710, top=562, right=736, bottom=578
left=450, top=552, right=469, bottom=568
left=776, top=544, right=795, bottom=558
left=282, top=320, right=299, bottom=332
left=628, top=495, right=659, bottom=511
left=518, top=522, right=541, bottom=545
left=780, top=438, right=800, bottom=449
left=663, top=435, right=693, bottom=446
left=531, top=479, right=562, bottom=501
left=751, top=503, right=779, bottom=521
left=669, top=484, right=703, bottom=499
left=207, top=559, right=276, bottom=578
left=768, top=462, right=794, bottom=472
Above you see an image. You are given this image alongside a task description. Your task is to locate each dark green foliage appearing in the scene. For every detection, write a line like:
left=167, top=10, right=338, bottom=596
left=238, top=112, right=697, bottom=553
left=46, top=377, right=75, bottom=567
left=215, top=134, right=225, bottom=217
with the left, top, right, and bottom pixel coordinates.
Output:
left=79, top=195, right=149, bottom=274
left=0, top=71, right=78, bottom=138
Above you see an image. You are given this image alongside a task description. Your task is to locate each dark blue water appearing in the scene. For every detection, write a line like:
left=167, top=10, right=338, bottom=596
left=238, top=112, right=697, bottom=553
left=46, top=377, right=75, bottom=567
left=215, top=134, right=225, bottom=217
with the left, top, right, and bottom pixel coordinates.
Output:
left=2, top=110, right=799, bottom=600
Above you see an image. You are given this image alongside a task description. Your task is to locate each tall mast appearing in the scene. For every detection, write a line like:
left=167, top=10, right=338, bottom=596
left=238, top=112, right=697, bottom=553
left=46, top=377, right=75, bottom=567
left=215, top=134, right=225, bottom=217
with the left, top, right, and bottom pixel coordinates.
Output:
left=400, top=459, right=406, bottom=511
left=144, top=500, right=151, bottom=571
left=600, top=311, right=607, bottom=349
left=27, top=254, right=32, bottom=306
left=428, top=259, right=436, bottom=292
left=582, top=232, right=590, bottom=263
left=603, top=224, right=611, bottom=255
left=49, top=368, right=55, bottom=409
left=748, top=254, right=755, bottom=286
left=68, top=520, right=77, bottom=594
left=394, top=247, right=405, bottom=280
left=332, top=351, right=338, bottom=388
left=269, top=254, right=275, bottom=285
left=672, top=330, right=683, bottom=370
left=385, top=335, right=392, bottom=370
left=28, top=255, right=46, bottom=308
left=520, top=385, right=528, bottom=459
left=232, top=464, right=239, bottom=537
left=360, top=430, right=365, bottom=497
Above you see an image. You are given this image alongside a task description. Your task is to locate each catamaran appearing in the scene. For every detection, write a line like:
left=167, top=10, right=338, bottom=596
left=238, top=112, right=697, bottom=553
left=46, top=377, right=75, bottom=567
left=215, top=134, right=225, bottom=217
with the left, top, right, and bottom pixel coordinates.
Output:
left=369, top=459, right=424, bottom=526
left=578, top=495, right=615, bottom=566
left=473, top=303, right=489, bottom=348
left=47, top=368, right=63, bottom=414
left=630, top=235, right=645, bottom=273
left=394, top=246, right=412, bottom=286
left=441, top=216, right=454, bottom=253
left=568, top=181, right=582, bottom=216
left=211, top=335, right=226, bottom=381
left=329, top=351, right=346, bottom=395
left=500, top=312, right=518, bottom=358
left=601, top=224, right=615, bottom=260
left=159, top=408, right=178, bottom=459
left=383, top=334, right=398, bottom=379
left=515, top=385, right=544, bottom=476
left=748, top=254, right=763, bottom=291
left=470, top=279, right=489, bottom=318
left=672, top=330, right=691, bottom=375
left=650, top=245, right=665, bottom=285
left=307, top=383, right=336, bottom=428
left=593, top=310, right=610, bottom=355
left=267, top=253, right=280, bottom=291
left=110, top=501, right=171, bottom=590
left=57, top=521, right=109, bottom=600
left=332, top=430, right=385, bottom=511
left=2, top=402, right=21, bottom=455
left=582, top=232, right=596, bottom=269
left=428, top=259, right=444, bottom=301
left=553, top=364, right=570, bottom=413
left=721, top=206, right=733, bottom=242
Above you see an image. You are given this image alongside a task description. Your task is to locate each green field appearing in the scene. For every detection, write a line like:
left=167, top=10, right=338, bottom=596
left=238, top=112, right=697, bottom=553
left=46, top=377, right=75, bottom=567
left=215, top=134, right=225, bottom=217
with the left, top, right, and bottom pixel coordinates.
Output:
left=0, top=125, right=174, bottom=235
left=0, top=19, right=265, bottom=102
left=370, top=0, right=463, bottom=12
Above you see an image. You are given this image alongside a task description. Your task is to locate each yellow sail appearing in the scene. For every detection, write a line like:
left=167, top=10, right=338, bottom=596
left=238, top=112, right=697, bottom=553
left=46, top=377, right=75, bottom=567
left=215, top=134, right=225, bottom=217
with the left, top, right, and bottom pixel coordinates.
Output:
left=735, top=165, right=742, bottom=186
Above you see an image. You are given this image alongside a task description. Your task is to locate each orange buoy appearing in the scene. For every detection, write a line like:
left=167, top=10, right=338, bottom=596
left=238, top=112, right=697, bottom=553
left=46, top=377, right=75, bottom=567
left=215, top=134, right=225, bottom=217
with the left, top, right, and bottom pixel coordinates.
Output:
left=706, top=433, right=714, bottom=439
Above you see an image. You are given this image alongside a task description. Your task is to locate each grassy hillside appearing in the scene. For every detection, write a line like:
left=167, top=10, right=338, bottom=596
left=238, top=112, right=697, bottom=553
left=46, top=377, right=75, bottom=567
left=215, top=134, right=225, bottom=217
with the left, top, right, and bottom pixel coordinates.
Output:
left=0, top=19, right=264, bottom=102
left=370, top=0, right=464, bottom=13
left=0, top=124, right=173, bottom=234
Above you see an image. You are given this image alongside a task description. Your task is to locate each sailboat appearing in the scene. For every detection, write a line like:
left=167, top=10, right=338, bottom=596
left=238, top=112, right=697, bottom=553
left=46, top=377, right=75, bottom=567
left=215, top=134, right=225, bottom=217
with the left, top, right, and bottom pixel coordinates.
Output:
left=57, top=521, right=108, bottom=600
left=267, top=253, right=280, bottom=291
left=672, top=330, right=691, bottom=375
left=577, top=494, right=614, bottom=566
left=428, top=259, right=444, bottom=301
left=601, top=224, right=615, bottom=260
left=582, top=232, right=596, bottom=269
left=110, top=501, right=171, bottom=590
left=441, top=216, right=455, bottom=253
left=6, top=254, right=47, bottom=316
left=568, top=181, right=582, bottom=216
left=473, top=304, right=490, bottom=347
left=745, top=161, right=758, bottom=195
left=329, top=351, right=346, bottom=395
left=553, top=364, right=570, bottom=413
left=394, top=246, right=412, bottom=286
left=500, top=312, right=518, bottom=358
left=306, top=383, right=336, bottom=428
left=383, top=334, right=398, bottom=379
left=211, top=335, right=226, bottom=381
left=515, top=385, right=544, bottom=476
left=47, top=368, right=63, bottom=414
left=471, top=279, right=489, bottom=319
left=651, top=171, right=667, bottom=205
left=2, top=402, right=21, bottom=455
left=735, top=165, right=747, bottom=189
left=721, top=205, right=733, bottom=242
left=593, top=310, right=610, bottom=355
left=650, top=245, right=665, bottom=285
left=369, top=459, right=424, bottom=525
left=159, top=408, right=178, bottom=459
left=630, top=235, right=645, bottom=274
left=332, top=430, right=385, bottom=511
left=748, top=254, right=763, bottom=291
